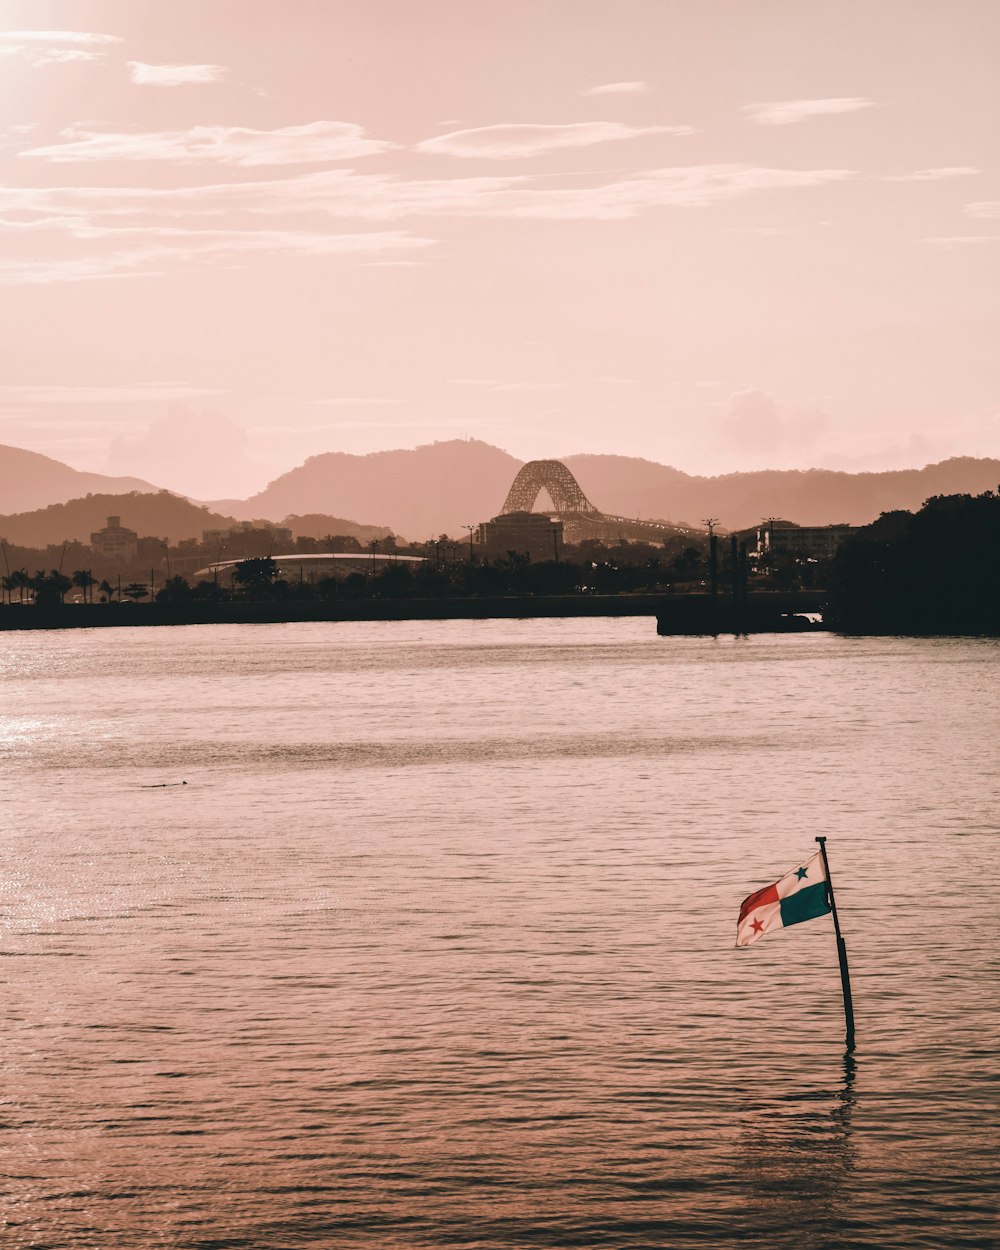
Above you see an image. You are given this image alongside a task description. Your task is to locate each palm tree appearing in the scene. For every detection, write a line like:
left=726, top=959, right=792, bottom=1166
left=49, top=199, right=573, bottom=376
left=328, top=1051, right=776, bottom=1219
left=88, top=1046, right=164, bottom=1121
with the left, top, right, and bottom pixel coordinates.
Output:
left=11, top=569, right=31, bottom=604
left=31, top=569, right=72, bottom=607
left=98, top=579, right=116, bottom=603
left=71, top=569, right=97, bottom=604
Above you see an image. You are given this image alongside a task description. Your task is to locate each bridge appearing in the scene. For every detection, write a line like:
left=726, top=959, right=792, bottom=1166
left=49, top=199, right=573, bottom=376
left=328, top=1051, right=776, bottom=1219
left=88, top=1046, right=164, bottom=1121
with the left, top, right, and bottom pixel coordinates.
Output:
left=498, top=459, right=691, bottom=544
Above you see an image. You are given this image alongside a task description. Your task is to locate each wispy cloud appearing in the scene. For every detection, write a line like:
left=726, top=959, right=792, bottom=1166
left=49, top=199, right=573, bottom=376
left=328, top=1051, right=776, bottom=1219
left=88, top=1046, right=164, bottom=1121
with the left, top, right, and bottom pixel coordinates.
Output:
left=0, top=229, right=435, bottom=286
left=922, top=235, right=1000, bottom=247
left=415, top=121, right=690, bottom=159
left=493, top=381, right=567, bottom=392
left=1, top=163, right=854, bottom=227
left=0, top=383, right=224, bottom=405
left=742, top=97, right=873, bottom=126
left=21, top=120, right=395, bottom=165
left=582, top=81, right=651, bottom=96
left=0, top=162, right=853, bottom=283
left=965, top=201, right=1000, bottom=218
left=127, top=61, right=228, bottom=86
left=0, top=29, right=121, bottom=66
left=885, top=167, right=980, bottom=182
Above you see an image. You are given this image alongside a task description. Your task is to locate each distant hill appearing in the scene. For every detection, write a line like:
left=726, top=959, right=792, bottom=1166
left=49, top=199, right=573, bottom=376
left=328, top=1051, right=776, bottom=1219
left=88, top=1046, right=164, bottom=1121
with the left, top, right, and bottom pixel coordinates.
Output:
left=0, top=492, right=238, bottom=548
left=562, top=454, right=1000, bottom=531
left=223, top=440, right=520, bottom=538
left=222, top=440, right=1000, bottom=537
left=282, top=514, right=393, bottom=542
left=4, top=439, right=998, bottom=543
left=0, top=444, right=158, bottom=514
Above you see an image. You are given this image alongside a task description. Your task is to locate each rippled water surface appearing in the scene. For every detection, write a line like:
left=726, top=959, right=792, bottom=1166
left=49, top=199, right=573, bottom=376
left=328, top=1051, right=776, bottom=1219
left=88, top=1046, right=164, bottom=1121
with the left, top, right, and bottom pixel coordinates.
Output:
left=1, top=621, right=997, bottom=1249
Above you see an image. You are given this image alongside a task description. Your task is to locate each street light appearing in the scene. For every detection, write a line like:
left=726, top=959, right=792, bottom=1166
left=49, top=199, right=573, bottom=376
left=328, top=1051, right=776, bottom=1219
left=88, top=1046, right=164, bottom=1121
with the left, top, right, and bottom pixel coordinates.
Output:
left=703, top=518, right=719, bottom=598
left=464, top=524, right=475, bottom=564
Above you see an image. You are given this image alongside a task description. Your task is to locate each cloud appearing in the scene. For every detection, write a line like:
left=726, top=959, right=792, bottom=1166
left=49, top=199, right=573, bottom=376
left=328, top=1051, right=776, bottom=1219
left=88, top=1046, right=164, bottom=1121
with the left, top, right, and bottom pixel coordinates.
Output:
left=582, top=81, right=651, bottom=96
left=21, top=120, right=395, bottom=165
left=415, top=121, right=690, bottom=159
left=107, top=407, right=264, bottom=499
left=127, top=61, right=228, bottom=86
left=720, top=389, right=830, bottom=456
left=742, top=97, right=873, bottom=126
left=965, top=201, right=1000, bottom=218
left=493, top=381, right=567, bottom=392
left=0, top=30, right=121, bottom=44
left=0, top=383, right=224, bottom=405
left=0, top=163, right=855, bottom=229
left=300, top=397, right=405, bottom=406
left=0, top=29, right=121, bottom=66
left=885, top=167, right=980, bottom=182
left=922, top=235, right=999, bottom=247
left=0, top=228, right=435, bottom=285
left=0, top=162, right=852, bottom=283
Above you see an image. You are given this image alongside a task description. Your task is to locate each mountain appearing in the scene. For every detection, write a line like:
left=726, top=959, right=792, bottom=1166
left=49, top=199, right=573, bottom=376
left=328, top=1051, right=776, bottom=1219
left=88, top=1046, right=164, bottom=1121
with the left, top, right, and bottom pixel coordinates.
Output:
left=282, top=514, right=392, bottom=542
left=0, top=444, right=158, bottom=514
left=223, top=440, right=520, bottom=538
left=4, top=439, right=998, bottom=543
left=223, top=440, right=1000, bottom=537
left=562, top=454, right=1000, bottom=531
left=0, top=492, right=238, bottom=548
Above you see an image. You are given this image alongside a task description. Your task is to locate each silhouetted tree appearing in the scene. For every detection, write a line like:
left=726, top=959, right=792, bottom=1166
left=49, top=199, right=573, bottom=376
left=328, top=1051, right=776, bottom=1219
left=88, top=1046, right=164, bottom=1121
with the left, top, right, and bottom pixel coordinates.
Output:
left=156, top=575, right=193, bottom=603
left=232, top=557, right=279, bottom=599
left=71, top=569, right=97, bottom=604
left=123, top=581, right=149, bottom=602
left=31, top=569, right=72, bottom=607
left=827, top=491, right=1000, bottom=634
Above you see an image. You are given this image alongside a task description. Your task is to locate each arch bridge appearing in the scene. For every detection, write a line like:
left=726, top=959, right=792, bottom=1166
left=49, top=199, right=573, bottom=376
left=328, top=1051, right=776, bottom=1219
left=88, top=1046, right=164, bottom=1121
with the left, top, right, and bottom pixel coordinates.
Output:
left=498, top=459, right=687, bottom=544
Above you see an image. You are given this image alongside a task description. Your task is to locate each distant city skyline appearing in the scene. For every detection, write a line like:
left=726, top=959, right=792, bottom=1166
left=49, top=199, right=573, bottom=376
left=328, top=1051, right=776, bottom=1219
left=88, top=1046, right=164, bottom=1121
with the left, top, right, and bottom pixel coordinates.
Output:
left=1, top=0, right=998, bottom=498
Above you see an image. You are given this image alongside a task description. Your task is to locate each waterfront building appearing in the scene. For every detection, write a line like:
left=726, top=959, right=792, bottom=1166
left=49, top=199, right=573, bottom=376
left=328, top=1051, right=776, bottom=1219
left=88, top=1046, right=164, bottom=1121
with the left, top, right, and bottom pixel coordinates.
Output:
left=476, top=511, right=564, bottom=560
left=89, top=516, right=138, bottom=562
left=757, top=521, right=855, bottom=561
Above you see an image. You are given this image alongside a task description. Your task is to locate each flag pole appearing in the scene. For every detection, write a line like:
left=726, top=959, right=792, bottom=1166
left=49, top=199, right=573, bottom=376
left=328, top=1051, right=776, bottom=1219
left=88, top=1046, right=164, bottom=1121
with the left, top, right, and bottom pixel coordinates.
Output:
left=815, top=836, right=856, bottom=1053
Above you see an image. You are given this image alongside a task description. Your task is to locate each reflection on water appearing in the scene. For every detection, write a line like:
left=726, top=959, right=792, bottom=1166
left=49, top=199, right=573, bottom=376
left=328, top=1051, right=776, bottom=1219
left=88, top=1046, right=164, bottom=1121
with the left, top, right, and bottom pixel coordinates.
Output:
left=736, top=1054, right=857, bottom=1245
left=0, top=622, right=997, bottom=1249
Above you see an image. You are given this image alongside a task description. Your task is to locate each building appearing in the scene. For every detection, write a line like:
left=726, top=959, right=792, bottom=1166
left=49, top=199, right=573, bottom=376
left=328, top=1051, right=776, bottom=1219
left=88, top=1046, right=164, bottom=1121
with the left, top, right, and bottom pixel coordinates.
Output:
left=192, top=553, right=426, bottom=582
left=757, top=521, right=855, bottom=562
left=90, top=516, right=138, bottom=562
left=202, top=521, right=294, bottom=547
left=476, top=511, right=564, bottom=560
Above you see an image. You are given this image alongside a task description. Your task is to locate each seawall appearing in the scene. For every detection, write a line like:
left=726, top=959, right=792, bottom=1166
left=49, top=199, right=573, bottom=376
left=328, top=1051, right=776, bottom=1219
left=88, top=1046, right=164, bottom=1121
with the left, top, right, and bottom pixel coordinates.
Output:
left=0, top=592, right=825, bottom=632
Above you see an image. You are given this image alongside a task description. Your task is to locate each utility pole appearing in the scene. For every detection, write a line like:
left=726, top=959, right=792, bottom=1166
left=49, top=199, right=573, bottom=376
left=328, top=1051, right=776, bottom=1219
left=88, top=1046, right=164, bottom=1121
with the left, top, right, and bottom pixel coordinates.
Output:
left=761, top=517, right=777, bottom=579
left=703, top=518, right=719, bottom=599
left=551, top=525, right=560, bottom=563
left=464, top=524, right=475, bottom=564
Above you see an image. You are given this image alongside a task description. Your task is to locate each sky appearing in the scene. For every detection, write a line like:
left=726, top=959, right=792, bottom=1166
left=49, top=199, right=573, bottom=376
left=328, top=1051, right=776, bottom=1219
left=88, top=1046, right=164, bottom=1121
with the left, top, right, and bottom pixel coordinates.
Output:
left=1, top=0, right=998, bottom=499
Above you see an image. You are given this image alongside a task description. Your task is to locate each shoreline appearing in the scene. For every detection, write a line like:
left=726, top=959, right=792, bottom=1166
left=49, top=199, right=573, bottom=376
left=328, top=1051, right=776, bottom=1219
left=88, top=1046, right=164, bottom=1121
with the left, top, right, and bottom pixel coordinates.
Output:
left=0, top=592, right=825, bottom=633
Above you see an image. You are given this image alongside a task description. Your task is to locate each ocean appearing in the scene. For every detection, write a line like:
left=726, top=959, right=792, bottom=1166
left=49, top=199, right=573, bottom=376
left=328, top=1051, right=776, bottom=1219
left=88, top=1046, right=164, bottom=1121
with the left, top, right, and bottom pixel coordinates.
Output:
left=1, top=621, right=997, bottom=1248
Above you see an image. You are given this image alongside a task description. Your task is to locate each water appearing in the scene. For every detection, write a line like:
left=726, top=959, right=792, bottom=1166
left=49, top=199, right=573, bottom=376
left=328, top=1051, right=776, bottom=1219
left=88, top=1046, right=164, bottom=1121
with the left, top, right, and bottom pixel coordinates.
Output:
left=0, top=621, right=996, bottom=1249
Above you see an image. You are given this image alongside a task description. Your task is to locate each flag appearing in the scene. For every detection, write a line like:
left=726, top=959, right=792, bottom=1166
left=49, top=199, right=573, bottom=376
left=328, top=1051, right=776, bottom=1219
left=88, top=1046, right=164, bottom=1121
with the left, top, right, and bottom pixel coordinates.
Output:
left=736, top=851, right=831, bottom=948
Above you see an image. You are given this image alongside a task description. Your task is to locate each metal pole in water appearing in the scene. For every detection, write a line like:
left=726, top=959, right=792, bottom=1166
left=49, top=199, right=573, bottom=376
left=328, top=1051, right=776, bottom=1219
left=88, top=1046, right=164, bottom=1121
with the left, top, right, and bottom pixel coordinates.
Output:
left=815, top=836, right=856, bottom=1053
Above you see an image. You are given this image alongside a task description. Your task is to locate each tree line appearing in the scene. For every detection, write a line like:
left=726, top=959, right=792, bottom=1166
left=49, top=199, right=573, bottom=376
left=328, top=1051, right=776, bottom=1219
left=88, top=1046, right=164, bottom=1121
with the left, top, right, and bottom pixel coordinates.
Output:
left=825, top=491, right=1000, bottom=634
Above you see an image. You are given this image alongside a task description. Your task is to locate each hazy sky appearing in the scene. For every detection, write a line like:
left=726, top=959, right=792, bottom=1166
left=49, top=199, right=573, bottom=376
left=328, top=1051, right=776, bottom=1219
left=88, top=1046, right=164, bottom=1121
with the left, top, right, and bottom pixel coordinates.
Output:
left=1, top=0, right=998, bottom=497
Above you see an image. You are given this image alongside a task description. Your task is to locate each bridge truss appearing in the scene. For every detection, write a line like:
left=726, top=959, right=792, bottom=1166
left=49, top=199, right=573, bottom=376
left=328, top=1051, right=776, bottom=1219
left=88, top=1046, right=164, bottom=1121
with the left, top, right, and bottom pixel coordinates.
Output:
left=498, top=460, right=689, bottom=545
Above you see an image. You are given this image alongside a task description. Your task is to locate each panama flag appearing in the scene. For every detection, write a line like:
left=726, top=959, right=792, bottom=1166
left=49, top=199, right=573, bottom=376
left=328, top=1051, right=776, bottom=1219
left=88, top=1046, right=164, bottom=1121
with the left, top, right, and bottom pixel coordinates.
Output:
left=736, top=852, right=832, bottom=948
